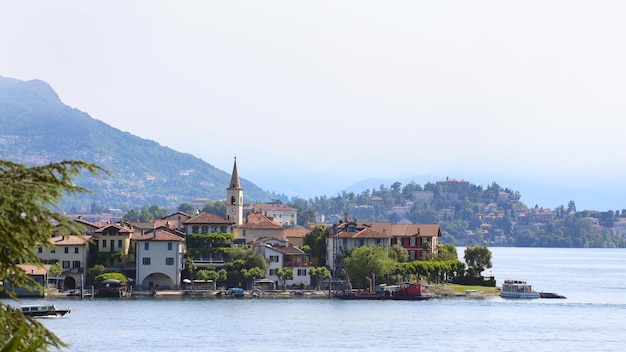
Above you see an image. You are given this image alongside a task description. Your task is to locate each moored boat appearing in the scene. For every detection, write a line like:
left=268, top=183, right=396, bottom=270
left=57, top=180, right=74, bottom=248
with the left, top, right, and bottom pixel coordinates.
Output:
left=500, top=280, right=541, bottom=299
left=21, top=303, right=70, bottom=317
left=336, top=282, right=431, bottom=301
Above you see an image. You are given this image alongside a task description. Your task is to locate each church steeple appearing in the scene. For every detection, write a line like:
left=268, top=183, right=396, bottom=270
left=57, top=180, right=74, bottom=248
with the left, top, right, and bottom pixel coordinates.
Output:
left=226, top=157, right=243, bottom=226
left=230, top=157, right=241, bottom=190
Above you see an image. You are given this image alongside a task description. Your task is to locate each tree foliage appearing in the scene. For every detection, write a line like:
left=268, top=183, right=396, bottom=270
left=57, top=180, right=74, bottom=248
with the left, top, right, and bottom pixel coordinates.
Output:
left=303, top=224, right=330, bottom=266
left=345, top=246, right=395, bottom=288
left=464, top=245, right=493, bottom=277
left=0, top=160, right=104, bottom=350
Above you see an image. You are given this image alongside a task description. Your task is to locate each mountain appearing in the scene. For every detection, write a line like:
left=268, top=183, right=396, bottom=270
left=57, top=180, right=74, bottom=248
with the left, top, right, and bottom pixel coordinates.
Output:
left=0, top=76, right=273, bottom=211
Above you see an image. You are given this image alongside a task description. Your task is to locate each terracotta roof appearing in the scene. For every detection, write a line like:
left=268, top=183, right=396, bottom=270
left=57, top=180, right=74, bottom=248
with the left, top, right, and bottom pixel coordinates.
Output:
left=75, top=218, right=100, bottom=231
left=95, top=223, right=134, bottom=234
left=133, top=229, right=185, bottom=242
left=390, top=223, right=441, bottom=237
left=17, top=264, right=51, bottom=276
left=184, top=212, right=234, bottom=225
left=284, top=228, right=310, bottom=239
left=337, top=227, right=390, bottom=239
left=239, top=213, right=284, bottom=230
left=48, top=235, right=90, bottom=245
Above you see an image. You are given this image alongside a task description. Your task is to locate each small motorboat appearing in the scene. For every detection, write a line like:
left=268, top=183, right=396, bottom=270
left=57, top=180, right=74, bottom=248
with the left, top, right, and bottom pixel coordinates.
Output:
left=21, top=303, right=70, bottom=317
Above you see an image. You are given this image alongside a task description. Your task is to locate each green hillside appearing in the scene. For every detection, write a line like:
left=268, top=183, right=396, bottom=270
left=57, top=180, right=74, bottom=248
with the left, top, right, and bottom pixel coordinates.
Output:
left=0, top=76, right=273, bottom=211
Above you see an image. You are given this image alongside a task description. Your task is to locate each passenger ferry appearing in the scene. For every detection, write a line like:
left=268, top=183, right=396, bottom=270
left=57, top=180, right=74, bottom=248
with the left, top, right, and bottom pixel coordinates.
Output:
left=500, top=280, right=541, bottom=299
left=21, top=303, right=70, bottom=317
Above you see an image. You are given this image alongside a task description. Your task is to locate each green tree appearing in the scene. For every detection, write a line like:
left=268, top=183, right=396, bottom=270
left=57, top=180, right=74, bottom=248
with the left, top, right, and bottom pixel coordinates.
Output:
left=242, top=267, right=265, bottom=289
left=303, top=225, right=330, bottom=266
left=464, top=245, right=493, bottom=277
left=436, top=244, right=459, bottom=261
left=309, top=266, right=331, bottom=290
left=202, top=201, right=226, bottom=218
left=388, top=244, right=409, bottom=263
left=94, top=272, right=128, bottom=286
left=276, top=268, right=293, bottom=289
left=87, top=264, right=107, bottom=286
left=48, top=263, right=62, bottom=277
left=178, top=203, right=195, bottom=215
left=0, top=160, right=104, bottom=350
left=345, top=246, right=395, bottom=288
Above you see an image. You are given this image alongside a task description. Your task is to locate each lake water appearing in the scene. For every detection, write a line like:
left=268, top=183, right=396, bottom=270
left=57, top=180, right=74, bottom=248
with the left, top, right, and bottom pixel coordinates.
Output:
left=6, top=247, right=626, bottom=351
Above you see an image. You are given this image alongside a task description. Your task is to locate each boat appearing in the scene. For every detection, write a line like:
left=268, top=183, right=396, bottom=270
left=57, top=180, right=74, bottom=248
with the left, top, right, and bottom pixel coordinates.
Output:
left=97, top=279, right=131, bottom=297
left=20, top=303, right=70, bottom=317
left=227, top=287, right=245, bottom=298
left=335, top=282, right=431, bottom=301
left=500, top=280, right=541, bottom=299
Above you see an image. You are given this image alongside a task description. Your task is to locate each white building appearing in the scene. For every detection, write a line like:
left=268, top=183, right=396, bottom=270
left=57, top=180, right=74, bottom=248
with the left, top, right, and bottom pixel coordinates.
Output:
left=36, top=234, right=90, bottom=290
left=134, top=228, right=186, bottom=290
left=244, top=203, right=298, bottom=227
left=251, top=238, right=311, bottom=289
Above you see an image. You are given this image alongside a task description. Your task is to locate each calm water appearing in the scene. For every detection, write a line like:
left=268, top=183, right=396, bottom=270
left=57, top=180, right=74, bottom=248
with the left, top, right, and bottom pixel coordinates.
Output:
left=6, top=247, right=626, bottom=351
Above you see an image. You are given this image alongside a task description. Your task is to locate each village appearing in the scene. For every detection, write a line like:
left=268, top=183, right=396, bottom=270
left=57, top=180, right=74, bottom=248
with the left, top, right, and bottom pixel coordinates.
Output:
left=7, top=158, right=494, bottom=300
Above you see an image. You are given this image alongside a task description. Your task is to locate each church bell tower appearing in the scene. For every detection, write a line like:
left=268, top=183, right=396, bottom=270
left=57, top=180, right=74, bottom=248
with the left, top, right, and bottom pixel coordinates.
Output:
left=226, top=157, right=243, bottom=226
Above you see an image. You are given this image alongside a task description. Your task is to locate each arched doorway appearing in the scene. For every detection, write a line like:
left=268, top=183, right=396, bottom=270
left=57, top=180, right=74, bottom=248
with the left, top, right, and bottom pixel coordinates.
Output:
left=64, top=276, right=76, bottom=289
left=141, top=273, right=175, bottom=290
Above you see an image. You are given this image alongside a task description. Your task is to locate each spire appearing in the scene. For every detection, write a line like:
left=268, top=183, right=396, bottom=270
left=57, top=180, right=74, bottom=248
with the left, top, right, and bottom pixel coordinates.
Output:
left=229, top=156, right=241, bottom=189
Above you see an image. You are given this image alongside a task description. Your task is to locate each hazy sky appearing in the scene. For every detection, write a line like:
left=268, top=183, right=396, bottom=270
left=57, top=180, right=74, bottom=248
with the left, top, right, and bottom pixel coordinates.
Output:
left=2, top=1, right=626, bottom=209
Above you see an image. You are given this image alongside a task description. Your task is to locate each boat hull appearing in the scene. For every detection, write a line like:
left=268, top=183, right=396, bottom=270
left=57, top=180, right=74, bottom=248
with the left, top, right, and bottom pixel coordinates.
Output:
left=335, top=293, right=431, bottom=301
left=23, top=310, right=71, bottom=317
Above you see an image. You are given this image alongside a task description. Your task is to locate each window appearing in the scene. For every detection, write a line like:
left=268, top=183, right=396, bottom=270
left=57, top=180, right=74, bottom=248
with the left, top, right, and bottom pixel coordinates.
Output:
left=269, top=269, right=277, bottom=276
left=376, top=239, right=381, bottom=245
left=144, top=242, right=149, bottom=250
left=167, top=242, right=172, bottom=251
left=64, top=247, right=69, bottom=253
left=269, top=255, right=279, bottom=262
left=359, top=239, right=364, bottom=247
left=410, top=237, right=416, bottom=246
left=74, top=247, right=79, bottom=254
left=166, top=257, right=174, bottom=265
left=297, top=269, right=307, bottom=276
left=342, top=239, right=348, bottom=247
left=37, top=247, right=42, bottom=253
left=51, top=249, right=55, bottom=253
left=142, top=257, right=151, bottom=265
left=62, top=261, right=70, bottom=269
left=118, top=240, right=123, bottom=248
left=103, top=240, right=107, bottom=248
left=72, top=260, right=81, bottom=269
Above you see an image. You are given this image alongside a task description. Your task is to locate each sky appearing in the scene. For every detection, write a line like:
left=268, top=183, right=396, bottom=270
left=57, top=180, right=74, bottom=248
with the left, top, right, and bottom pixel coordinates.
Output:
left=2, top=1, right=626, bottom=210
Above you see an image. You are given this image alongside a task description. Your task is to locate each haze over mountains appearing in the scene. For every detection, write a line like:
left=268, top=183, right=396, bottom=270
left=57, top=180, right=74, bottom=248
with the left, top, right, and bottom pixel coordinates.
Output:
left=0, top=75, right=622, bottom=212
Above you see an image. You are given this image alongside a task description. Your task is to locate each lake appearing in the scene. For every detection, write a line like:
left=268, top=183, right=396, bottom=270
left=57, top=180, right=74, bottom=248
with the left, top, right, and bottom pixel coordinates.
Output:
left=6, top=247, right=626, bottom=351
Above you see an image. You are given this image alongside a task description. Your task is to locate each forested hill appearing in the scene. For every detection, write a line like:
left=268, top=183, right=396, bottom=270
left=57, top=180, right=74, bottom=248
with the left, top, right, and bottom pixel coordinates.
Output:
left=0, top=76, right=273, bottom=211
left=294, top=179, right=626, bottom=248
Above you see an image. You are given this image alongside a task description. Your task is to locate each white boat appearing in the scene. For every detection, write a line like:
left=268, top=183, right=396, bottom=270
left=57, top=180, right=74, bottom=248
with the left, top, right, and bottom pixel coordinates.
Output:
left=500, top=280, right=541, bottom=299
left=21, top=303, right=70, bottom=317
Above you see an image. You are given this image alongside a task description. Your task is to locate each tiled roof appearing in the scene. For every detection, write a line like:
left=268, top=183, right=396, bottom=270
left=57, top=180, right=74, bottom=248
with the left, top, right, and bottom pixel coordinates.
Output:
left=390, top=223, right=441, bottom=237
left=239, top=213, right=284, bottom=229
left=133, top=229, right=185, bottom=242
left=17, top=264, right=51, bottom=276
left=95, top=223, right=134, bottom=234
left=48, top=234, right=90, bottom=245
left=284, top=228, right=310, bottom=238
left=184, top=212, right=234, bottom=225
left=337, top=227, right=390, bottom=239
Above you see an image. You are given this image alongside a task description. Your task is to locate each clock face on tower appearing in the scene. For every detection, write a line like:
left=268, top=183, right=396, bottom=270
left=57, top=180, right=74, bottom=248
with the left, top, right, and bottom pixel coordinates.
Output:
left=230, top=208, right=235, bottom=214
